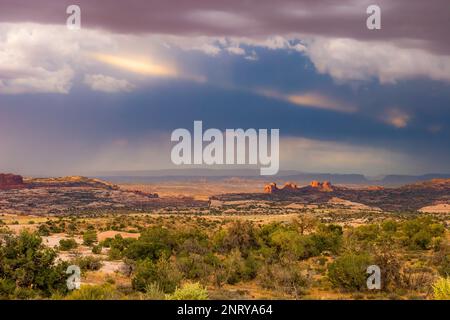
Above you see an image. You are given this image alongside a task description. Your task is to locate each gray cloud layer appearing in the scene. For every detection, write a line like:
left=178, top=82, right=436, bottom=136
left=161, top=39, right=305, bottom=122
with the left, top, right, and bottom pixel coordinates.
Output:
left=0, top=0, right=449, bottom=54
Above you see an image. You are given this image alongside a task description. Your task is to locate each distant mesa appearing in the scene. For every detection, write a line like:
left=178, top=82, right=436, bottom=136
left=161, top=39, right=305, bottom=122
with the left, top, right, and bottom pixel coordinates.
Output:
left=401, top=178, right=450, bottom=191
left=26, top=175, right=120, bottom=190
left=0, top=173, right=121, bottom=191
left=0, top=173, right=161, bottom=200
left=264, top=180, right=334, bottom=194
left=0, top=173, right=25, bottom=190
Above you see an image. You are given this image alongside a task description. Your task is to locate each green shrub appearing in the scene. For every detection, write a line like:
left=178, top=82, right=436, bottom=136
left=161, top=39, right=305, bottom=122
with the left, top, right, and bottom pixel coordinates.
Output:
left=66, top=284, right=117, bottom=300
left=92, top=245, right=102, bottom=254
left=257, top=260, right=309, bottom=298
left=125, top=226, right=174, bottom=261
left=141, top=282, right=166, bottom=300
left=267, top=223, right=342, bottom=261
left=132, top=257, right=182, bottom=293
left=217, top=249, right=249, bottom=285
left=400, top=218, right=445, bottom=250
left=0, top=278, right=16, bottom=299
left=214, top=221, right=259, bottom=255
left=177, top=252, right=214, bottom=280
left=70, top=256, right=103, bottom=272
left=167, top=282, right=208, bottom=300
left=13, top=287, right=37, bottom=299
left=327, top=252, right=373, bottom=291
left=37, top=224, right=51, bottom=236
left=0, top=231, right=68, bottom=297
left=108, top=247, right=122, bottom=260
left=83, top=230, right=98, bottom=246
left=432, top=277, right=450, bottom=300
left=310, top=224, right=343, bottom=254
left=351, top=224, right=380, bottom=243
left=101, top=234, right=135, bottom=259
left=372, top=248, right=402, bottom=291
left=269, top=228, right=308, bottom=259
left=174, top=227, right=209, bottom=255
left=59, top=238, right=78, bottom=251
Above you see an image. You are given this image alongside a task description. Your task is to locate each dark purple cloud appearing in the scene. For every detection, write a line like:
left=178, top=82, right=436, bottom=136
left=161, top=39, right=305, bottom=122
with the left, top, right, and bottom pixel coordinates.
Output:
left=0, top=0, right=449, bottom=54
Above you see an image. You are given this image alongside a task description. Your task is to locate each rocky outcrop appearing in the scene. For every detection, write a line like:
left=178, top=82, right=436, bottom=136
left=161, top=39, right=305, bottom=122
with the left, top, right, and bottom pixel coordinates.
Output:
left=0, top=173, right=25, bottom=190
left=26, top=176, right=119, bottom=190
left=220, top=178, right=448, bottom=212
left=264, top=182, right=299, bottom=193
left=264, top=182, right=279, bottom=193
left=310, top=180, right=321, bottom=188
left=264, top=180, right=334, bottom=194
left=310, top=180, right=333, bottom=192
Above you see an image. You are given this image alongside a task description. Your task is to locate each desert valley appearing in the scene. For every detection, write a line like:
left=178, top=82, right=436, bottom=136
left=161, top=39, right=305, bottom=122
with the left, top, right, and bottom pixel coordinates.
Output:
left=0, top=172, right=449, bottom=300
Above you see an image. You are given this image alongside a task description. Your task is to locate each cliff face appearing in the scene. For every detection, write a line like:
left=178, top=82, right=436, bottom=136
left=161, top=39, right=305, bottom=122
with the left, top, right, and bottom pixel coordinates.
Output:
left=264, top=182, right=279, bottom=193
left=0, top=174, right=25, bottom=190
left=309, top=180, right=333, bottom=192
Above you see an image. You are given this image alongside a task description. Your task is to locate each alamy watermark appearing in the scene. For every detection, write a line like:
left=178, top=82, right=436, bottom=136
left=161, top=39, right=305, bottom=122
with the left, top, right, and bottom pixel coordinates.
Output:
left=66, top=265, right=81, bottom=290
left=66, top=5, right=81, bottom=30
left=66, top=4, right=381, bottom=31
left=367, top=265, right=381, bottom=290
left=366, top=5, right=382, bottom=30
left=170, top=121, right=279, bottom=175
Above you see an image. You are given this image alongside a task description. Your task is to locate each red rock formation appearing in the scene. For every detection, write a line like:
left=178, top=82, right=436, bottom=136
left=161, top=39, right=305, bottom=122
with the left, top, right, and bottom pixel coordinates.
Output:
left=322, top=181, right=333, bottom=191
left=0, top=173, right=25, bottom=190
left=309, top=180, right=334, bottom=192
left=264, top=182, right=279, bottom=193
left=310, top=180, right=320, bottom=188
left=265, top=180, right=334, bottom=193
left=282, top=182, right=299, bottom=191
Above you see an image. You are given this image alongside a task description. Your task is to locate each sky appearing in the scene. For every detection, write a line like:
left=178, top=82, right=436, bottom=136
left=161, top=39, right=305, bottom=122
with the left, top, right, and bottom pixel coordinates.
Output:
left=0, top=0, right=449, bottom=176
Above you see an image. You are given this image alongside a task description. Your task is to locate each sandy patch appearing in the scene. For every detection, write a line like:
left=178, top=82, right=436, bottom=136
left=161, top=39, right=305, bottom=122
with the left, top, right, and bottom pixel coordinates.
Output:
left=97, top=230, right=140, bottom=241
left=42, top=234, right=83, bottom=248
left=419, top=203, right=450, bottom=213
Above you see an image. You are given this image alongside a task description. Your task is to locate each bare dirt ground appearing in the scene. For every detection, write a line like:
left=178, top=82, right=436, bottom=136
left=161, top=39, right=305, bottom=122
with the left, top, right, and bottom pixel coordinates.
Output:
left=97, top=231, right=140, bottom=241
left=419, top=203, right=450, bottom=213
left=119, top=179, right=265, bottom=200
left=42, top=234, right=83, bottom=248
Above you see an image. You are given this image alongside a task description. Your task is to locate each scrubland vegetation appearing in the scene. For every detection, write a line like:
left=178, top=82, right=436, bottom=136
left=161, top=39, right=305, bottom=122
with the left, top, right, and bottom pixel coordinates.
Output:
left=0, top=213, right=449, bottom=300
